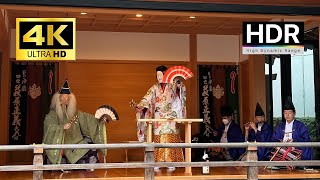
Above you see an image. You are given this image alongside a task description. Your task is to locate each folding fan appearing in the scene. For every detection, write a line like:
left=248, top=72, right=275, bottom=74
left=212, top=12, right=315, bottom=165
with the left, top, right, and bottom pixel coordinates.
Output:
left=162, top=66, right=194, bottom=83
left=95, top=105, right=119, bottom=121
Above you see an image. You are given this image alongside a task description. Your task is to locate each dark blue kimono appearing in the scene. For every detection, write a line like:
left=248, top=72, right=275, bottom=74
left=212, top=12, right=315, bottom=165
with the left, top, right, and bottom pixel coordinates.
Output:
left=217, top=122, right=245, bottom=160
left=272, top=120, right=312, bottom=160
left=248, top=123, right=273, bottom=161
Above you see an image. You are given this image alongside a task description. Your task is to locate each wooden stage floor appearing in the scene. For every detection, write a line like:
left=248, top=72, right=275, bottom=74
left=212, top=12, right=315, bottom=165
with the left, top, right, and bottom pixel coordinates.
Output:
left=0, top=167, right=320, bottom=180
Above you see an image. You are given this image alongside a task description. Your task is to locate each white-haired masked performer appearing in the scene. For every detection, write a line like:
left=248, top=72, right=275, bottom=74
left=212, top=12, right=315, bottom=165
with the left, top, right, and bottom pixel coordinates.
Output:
left=136, top=65, right=187, bottom=172
left=42, top=79, right=108, bottom=167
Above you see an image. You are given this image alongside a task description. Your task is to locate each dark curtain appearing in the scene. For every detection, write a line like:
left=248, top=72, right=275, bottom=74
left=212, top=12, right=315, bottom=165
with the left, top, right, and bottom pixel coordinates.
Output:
left=211, top=66, right=226, bottom=128
left=198, top=65, right=240, bottom=134
left=41, top=64, right=56, bottom=139
left=9, top=62, right=57, bottom=145
left=225, top=66, right=240, bottom=124
left=199, top=65, right=215, bottom=138
left=9, top=63, right=28, bottom=145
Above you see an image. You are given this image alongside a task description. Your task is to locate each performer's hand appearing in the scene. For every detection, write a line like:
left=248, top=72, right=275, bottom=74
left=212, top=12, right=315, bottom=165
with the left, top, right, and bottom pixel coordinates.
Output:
left=136, top=106, right=147, bottom=114
left=101, top=117, right=107, bottom=122
left=64, top=123, right=71, bottom=130
left=249, top=122, right=257, bottom=131
left=167, top=117, right=175, bottom=121
left=244, top=123, right=250, bottom=130
left=100, top=115, right=109, bottom=123
left=135, top=105, right=143, bottom=112
left=287, top=139, right=293, bottom=143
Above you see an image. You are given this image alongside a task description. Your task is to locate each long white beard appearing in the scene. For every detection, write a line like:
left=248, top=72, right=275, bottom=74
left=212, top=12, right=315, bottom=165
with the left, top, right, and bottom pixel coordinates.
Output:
left=50, top=92, right=77, bottom=123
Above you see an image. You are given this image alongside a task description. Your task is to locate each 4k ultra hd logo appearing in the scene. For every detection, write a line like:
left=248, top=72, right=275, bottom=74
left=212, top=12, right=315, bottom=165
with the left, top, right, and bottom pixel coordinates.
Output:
left=16, top=18, right=76, bottom=60
left=242, top=22, right=304, bottom=55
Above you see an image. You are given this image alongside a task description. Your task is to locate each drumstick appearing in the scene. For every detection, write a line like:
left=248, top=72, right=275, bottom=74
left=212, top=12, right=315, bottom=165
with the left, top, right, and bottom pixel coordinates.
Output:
left=264, top=139, right=283, bottom=170
left=264, top=147, right=281, bottom=170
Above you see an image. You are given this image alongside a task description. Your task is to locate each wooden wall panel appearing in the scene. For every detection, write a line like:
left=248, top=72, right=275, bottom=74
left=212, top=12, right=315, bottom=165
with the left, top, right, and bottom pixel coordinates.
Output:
left=240, top=56, right=266, bottom=127
left=63, top=61, right=192, bottom=162
left=252, top=55, right=267, bottom=120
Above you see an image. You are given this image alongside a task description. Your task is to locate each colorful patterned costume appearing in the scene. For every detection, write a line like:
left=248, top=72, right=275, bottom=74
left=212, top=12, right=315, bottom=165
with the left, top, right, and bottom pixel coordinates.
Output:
left=137, top=82, right=186, bottom=162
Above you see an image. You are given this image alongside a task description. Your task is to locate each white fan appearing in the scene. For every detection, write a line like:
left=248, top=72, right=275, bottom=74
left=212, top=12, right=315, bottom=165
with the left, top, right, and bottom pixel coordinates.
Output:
left=95, top=105, right=119, bottom=121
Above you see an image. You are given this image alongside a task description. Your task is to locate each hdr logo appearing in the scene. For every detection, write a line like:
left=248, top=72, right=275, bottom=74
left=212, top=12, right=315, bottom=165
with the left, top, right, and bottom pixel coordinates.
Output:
left=16, top=18, right=76, bottom=61
left=242, top=22, right=304, bottom=55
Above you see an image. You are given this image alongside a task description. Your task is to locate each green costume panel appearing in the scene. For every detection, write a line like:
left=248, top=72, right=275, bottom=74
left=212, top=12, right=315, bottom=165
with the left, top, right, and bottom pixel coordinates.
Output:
left=43, top=110, right=107, bottom=164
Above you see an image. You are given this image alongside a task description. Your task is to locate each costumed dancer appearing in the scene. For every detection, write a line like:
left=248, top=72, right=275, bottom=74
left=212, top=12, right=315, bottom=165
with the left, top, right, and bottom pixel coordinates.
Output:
left=43, top=79, right=119, bottom=171
left=135, top=65, right=187, bottom=172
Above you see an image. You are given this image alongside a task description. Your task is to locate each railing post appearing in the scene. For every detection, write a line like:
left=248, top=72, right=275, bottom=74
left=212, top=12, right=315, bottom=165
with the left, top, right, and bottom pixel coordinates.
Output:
left=144, top=145, right=154, bottom=180
left=33, top=147, right=43, bottom=180
left=246, top=145, right=258, bottom=180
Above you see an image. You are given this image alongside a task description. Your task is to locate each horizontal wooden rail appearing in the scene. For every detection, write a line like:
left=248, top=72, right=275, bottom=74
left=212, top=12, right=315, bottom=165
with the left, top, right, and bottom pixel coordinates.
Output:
left=0, top=142, right=319, bottom=151
left=0, top=142, right=319, bottom=180
left=0, top=161, right=320, bottom=172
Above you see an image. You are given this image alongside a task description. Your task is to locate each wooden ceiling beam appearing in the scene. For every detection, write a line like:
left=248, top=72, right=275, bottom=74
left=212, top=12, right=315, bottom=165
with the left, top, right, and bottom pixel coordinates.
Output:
left=304, top=20, right=319, bottom=31
left=91, top=14, right=97, bottom=27
left=117, top=15, right=127, bottom=30
left=1, top=0, right=320, bottom=16
left=168, top=16, right=181, bottom=28
left=1, top=4, right=319, bottom=20
left=148, top=0, right=320, bottom=7
left=191, top=22, right=201, bottom=30
left=3, top=4, right=318, bottom=35
left=139, top=15, right=154, bottom=31
left=76, top=25, right=242, bottom=35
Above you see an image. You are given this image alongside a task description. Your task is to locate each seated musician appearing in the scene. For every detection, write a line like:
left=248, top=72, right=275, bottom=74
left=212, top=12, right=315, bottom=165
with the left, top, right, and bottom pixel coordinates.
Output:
left=244, top=103, right=273, bottom=161
left=272, top=97, right=312, bottom=162
left=42, top=80, right=108, bottom=170
left=209, top=105, right=245, bottom=161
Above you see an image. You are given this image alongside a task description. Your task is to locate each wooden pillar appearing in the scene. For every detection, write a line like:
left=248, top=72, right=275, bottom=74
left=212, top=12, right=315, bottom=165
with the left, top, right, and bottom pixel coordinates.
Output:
left=144, top=146, right=154, bottom=180
left=239, top=61, right=250, bottom=127
left=184, top=121, right=192, bottom=175
left=147, top=122, right=152, bottom=143
left=0, top=21, right=10, bottom=165
left=248, top=57, right=255, bottom=123
left=246, top=145, right=258, bottom=180
left=189, top=33, right=199, bottom=134
left=319, top=24, right=320, bottom=82
left=33, top=147, right=43, bottom=180
left=185, top=33, right=198, bottom=175
left=238, top=34, right=248, bottom=128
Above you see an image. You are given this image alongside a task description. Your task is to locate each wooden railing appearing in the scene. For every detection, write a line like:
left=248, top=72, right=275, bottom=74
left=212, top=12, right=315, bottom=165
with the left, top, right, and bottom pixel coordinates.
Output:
left=0, top=142, right=320, bottom=180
